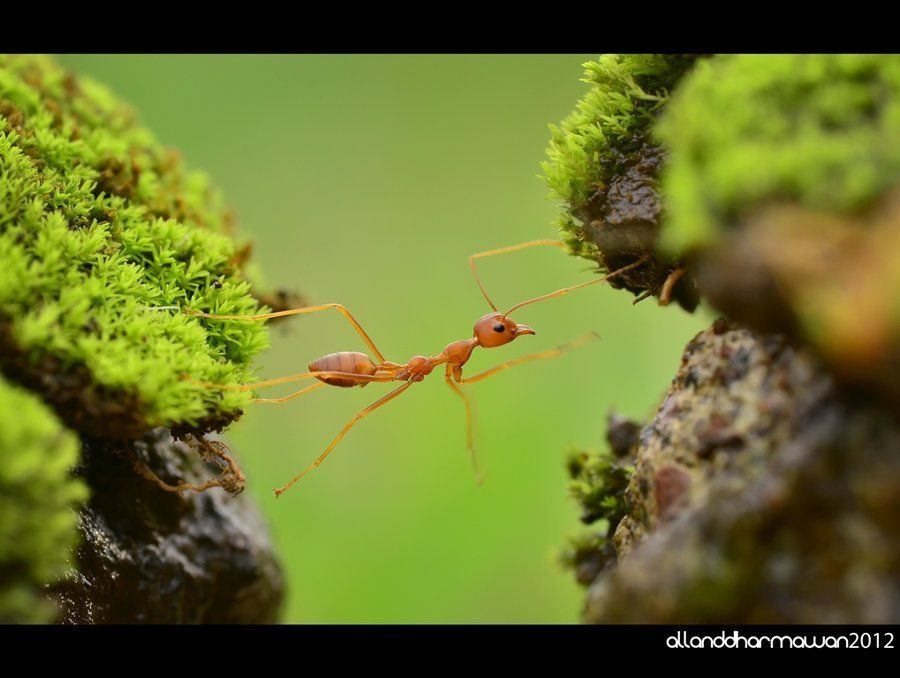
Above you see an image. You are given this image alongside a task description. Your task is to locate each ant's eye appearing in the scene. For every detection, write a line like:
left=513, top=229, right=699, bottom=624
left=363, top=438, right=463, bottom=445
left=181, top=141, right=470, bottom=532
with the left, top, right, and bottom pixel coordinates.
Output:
left=493, top=323, right=505, bottom=333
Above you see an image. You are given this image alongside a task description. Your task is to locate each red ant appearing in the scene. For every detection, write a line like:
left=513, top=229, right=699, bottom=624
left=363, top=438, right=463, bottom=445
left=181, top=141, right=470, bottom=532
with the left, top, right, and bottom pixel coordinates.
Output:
left=188, top=240, right=647, bottom=497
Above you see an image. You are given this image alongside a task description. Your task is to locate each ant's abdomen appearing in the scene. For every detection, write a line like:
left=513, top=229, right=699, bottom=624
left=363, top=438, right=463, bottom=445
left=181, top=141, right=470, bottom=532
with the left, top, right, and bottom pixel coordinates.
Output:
left=308, top=351, right=378, bottom=388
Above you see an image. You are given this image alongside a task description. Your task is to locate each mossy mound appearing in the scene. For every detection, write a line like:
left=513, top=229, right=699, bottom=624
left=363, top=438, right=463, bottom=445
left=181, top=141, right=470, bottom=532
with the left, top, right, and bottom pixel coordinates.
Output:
left=544, top=55, right=694, bottom=208
left=0, top=54, right=268, bottom=438
left=0, top=374, right=86, bottom=623
left=542, top=55, right=701, bottom=310
left=657, top=54, right=900, bottom=404
left=658, top=54, right=900, bottom=252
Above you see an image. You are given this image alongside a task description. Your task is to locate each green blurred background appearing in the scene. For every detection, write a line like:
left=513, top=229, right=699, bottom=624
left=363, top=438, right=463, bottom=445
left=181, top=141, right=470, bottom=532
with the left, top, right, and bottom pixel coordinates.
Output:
left=57, top=55, right=710, bottom=623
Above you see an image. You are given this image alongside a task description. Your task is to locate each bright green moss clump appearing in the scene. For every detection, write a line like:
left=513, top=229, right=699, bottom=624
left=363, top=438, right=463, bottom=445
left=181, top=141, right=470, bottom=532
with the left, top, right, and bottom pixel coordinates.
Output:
left=560, top=445, right=633, bottom=586
left=566, top=446, right=631, bottom=526
left=0, top=55, right=268, bottom=434
left=657, top=54, right=900, bottom=252
left=542, top=54, right=697, bottom=253
left=0, top=374, right=86, bottom=622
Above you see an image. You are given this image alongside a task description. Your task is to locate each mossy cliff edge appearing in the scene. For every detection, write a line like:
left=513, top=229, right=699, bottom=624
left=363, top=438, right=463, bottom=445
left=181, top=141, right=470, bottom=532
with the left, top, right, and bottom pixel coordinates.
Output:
left=552, top=55, right=900, bottom=622
left=0, top=55, right=268, bottom=438
left=542, top=54, right=701, bottom=311
left=0, top=55, right=283, bottom=622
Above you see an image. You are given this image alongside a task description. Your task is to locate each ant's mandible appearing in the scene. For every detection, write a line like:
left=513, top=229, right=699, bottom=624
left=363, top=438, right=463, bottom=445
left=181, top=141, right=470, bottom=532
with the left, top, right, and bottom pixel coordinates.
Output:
left=188, top=240, right=648, bottom=497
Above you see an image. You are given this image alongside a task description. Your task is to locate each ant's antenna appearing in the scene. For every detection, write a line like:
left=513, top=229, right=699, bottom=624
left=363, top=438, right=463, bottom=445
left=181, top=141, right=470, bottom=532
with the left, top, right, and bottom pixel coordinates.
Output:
left=469, top=240, right=567, bottom=311
left=503, top=255, right=650, bottom=317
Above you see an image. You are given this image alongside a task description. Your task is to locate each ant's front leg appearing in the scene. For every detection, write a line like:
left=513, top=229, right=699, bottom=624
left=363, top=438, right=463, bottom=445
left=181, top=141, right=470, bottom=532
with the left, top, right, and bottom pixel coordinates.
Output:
left=457, top=332, right=601, bottom=385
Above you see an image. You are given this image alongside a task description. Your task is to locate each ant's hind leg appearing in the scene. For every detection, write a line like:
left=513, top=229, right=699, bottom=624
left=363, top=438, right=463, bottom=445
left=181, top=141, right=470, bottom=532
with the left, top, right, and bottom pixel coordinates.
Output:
left=273, top=380, right=415, bottom=497
left=254, top=381, right=327, bottom=404
left=193, top=370, right=394, bottom=393
left=186, top=302, right=386, bottom=363
left=444, top=365, right=484, bottom=485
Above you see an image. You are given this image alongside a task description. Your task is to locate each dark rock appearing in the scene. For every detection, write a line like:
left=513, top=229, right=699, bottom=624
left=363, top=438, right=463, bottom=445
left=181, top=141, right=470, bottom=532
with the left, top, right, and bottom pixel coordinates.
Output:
left=573, top=540, right=618, bottom=587
left=605, top=412, right=642, bottom=458
left=573, top=142, right=700, bottom=312
left=587, top=322, right=900, bottom=623
left=51, top=428, right=284, bottom=623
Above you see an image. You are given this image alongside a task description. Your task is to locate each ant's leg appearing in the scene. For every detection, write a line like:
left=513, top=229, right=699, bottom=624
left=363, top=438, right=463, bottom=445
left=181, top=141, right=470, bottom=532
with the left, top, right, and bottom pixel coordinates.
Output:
left=129, top=435, right=245, bottom=496
left=255, top=381, right=327, bottom=404
left=131, top=454, right=230, bottom=495
left=459, top=332, right=601, bottom=385
left=195, top=370, right=395, bottom=392
left=503, top=256, right=650, bottom=316
left=469, top=240, right=567, bottom=311
left=658, top=266, right=687, bottom=307
left=444, top=364, right=483, bottom=485
left=186, top=303, right=386, bottom=363
left=632, top=289, right=655, bottom=305
left=273, top=380, right=414, bottom=497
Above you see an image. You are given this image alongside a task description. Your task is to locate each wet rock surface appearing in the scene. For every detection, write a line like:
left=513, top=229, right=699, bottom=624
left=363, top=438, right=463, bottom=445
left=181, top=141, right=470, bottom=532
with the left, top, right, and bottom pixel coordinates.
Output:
left=585, top=320, right=900, bottom=623
left=573, top=143, right=699, bottom=312
left=51, top=429, right=284, bottom=623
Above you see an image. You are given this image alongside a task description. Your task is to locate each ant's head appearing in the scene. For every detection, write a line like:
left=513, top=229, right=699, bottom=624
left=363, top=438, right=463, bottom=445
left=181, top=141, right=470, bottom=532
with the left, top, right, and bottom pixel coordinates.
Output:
left=473, top=312, right=535, bottom=348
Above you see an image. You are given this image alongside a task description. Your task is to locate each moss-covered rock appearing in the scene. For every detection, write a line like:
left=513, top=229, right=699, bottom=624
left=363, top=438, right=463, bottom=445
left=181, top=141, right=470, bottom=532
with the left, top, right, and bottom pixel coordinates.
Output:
left=656, top=54, right=900, bottom=406
left=658, top=54, right=900, bottom=253
left=576, top=321, right=900, bottom=623
left=0, top=55, right=285, bottom=624
left=0, top=54, right=269, bottom=439
left=542, top=55, right=701, bottom=310
left=552, top=54, right=900, bottom=624
left=0, top=374, right=86, bottom=623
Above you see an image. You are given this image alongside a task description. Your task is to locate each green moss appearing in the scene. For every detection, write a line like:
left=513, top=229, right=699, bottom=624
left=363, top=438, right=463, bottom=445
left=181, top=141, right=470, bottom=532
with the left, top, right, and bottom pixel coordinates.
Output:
left=541, top=54, right=697, bottom=254
left=0, top=374, right=86, bottom=623
left=566, top=446, right=631, bottom=525
left=0, top=55, right=269, bottom=433
left=560, top=445, right=633, bottom=583
left=657, top=54, right=900, bottom=252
